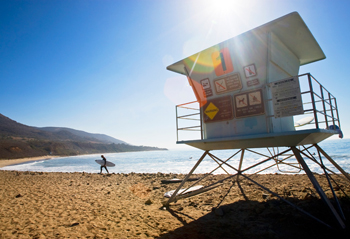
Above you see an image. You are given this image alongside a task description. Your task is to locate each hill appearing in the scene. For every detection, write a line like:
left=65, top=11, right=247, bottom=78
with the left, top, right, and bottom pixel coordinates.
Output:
left=39, top=127, right=127, bottom=144
left=0, top=113, right=167, bottom=159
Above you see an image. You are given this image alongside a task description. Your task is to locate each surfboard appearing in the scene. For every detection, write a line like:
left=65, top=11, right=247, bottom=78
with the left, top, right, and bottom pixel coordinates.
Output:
left=294, top=116, right=314, bottom=127
left=95, top=159, right=115, bottom=167
left=164, top=185, right=204, bottom=198
left=329, top=125, right=344, bottom=138
left=161, top=178, right=200, bottom=184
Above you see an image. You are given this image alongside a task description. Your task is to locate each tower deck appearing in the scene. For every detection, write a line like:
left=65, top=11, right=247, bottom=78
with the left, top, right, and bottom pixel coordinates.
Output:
left=177, top=128, right=337, bottom=150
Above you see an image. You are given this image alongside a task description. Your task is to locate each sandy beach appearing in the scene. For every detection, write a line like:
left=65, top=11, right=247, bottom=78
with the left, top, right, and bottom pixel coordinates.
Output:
left=0, top=156, right=60, bottom=168
left=0, top=170, right=349, bottom=238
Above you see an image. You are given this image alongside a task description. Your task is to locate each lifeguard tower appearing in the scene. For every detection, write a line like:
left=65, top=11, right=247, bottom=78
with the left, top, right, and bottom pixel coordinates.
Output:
left=165, top=12, right=348, bottom=229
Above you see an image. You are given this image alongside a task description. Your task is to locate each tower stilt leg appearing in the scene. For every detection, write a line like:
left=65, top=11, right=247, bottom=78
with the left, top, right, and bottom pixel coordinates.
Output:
left=236, top=149, right=245, bottom=181
left=165, top=150, right=209, bottom=206
left=314, top=144, right=350, bottom=183
left=292, top=146, right=346, bottom=229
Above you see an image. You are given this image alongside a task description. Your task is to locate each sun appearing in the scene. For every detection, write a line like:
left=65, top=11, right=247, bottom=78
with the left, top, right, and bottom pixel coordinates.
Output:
left=179, top=0, right=261, bottom=60
left=197, top=0, right=259, bottom=41
left=204, top=0, right=255, bottom=17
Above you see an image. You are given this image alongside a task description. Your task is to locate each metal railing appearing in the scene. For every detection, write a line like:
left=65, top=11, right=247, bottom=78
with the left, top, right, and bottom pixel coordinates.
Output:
left=176, top=101, right=202, bottom=141
left=293, top=73, right=341, bottom=130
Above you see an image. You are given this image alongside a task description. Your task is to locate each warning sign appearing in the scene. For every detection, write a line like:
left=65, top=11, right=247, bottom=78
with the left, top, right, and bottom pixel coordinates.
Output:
left=243, top=64, right=257, bottom=78
left=270, top=77, right=304, bottom=118
left=214, top=73, right=242, bottom=94
left=248, top=91, right=262, bottom=105
left=204, top=102, right=219, bottom=120
left=203, top=95, right=233, bottom=123
left=215, top=79, right=227, bottom=93
left=200, top=78, right=213, bottom=97
left=236, top=94, right=248, bottom=108
left=234, top=89, right=265, bottom=118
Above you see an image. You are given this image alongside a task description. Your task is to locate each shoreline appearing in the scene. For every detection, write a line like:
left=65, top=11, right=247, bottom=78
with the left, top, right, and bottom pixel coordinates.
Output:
left=0, top=150, right=167, bottom=169
left=0, top=155, right=60, bottom=168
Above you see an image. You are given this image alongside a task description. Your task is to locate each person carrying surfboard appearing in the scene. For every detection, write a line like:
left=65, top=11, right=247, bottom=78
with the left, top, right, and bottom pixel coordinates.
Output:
left=100, top=155, right=109, bottom=174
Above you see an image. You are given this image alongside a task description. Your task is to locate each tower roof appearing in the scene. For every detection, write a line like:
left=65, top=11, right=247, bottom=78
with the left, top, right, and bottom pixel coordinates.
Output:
left=167, top=12, right=325, bottom=75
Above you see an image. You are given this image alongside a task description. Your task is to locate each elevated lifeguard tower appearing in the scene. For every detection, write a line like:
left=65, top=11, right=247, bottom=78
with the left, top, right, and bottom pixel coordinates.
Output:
left=165, top=12, right=348, bottom=229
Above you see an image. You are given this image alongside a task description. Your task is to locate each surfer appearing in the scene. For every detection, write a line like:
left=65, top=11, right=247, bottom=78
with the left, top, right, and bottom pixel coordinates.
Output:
left=100, top=155, right=109, bottom=174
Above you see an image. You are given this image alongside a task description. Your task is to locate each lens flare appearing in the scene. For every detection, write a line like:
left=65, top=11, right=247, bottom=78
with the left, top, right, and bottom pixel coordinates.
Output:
left=164, top=76, right=197, bottom=105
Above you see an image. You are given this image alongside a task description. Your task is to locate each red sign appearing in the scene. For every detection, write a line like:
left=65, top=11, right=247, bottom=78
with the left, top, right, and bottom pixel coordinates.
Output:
left=211, top=48, right=234, bottom=76
left=214, top=73, right=242, bottom=94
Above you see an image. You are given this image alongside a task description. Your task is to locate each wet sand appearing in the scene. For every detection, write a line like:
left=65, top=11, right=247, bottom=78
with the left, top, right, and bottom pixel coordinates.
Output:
left=0, top=156, right=59, bottom=168
left=0, top=171, right=350, bottom=238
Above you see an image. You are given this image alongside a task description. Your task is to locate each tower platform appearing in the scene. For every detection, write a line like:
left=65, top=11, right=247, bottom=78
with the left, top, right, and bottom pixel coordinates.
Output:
left=177, top=129, right=337, bottom=150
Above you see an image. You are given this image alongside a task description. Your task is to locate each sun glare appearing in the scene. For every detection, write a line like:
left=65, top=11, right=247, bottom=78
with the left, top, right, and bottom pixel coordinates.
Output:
left=181, top=0, right=259, bottom=58
left=205, top=0, right=257, bottom=18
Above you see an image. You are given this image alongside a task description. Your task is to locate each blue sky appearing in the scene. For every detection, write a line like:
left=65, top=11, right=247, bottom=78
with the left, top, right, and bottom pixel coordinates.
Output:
left=1, top=0, right=349, bottom=149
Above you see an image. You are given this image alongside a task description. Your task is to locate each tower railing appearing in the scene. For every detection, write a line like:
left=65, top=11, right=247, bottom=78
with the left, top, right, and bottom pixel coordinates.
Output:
left=175, top=101, right=202, bottom=142
left=291, top=73, right=341, bottom=131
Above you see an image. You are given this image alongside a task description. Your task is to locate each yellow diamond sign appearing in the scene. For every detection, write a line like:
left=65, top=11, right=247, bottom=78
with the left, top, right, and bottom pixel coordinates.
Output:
left=204, top=102, right=219, bottom=120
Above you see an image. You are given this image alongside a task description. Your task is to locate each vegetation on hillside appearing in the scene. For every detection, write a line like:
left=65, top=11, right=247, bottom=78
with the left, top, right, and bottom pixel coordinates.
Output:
left=0, top=114, right=167, bottom=159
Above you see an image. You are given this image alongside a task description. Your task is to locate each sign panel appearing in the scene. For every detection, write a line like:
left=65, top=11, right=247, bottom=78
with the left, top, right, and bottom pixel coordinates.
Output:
left=214, top=73, right=242, bottom=94
left=211, top=48, right=234, bottom=76
left=204, top=102, right=218, bottom=120
left=234, top=89, right=265, bottom=118
left=203, top=95, right=233, bottom=123
left=200, top=78, right=213, bottom=97
left=270, top=77, right=304, bottom=118
left=244, top=64, right=257, bottom=78
left=247, top=78, right=260, bottom=87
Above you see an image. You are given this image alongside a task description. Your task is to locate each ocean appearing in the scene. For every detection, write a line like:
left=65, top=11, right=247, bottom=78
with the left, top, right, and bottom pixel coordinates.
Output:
left=1, top=138, right=349, bottom=175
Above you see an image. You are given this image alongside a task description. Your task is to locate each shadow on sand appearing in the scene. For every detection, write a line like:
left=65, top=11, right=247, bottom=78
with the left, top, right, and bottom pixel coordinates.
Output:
left=158, top=194, right=350, bottom=239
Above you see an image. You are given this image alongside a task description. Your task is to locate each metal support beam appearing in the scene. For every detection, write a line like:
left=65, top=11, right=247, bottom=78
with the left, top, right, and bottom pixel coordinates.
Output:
left=165, top=150, right=208, bottom=206
left=292, top=146, right=345, bottom=229
left=236, top=149, right=245, bottom=181
left=317, top=149, right=346, bottom=221
left=314, top=144, right=350, bottom=183
left=164, top=146, right=348, bottom=229
left=240, top=173, right=332, bottom=228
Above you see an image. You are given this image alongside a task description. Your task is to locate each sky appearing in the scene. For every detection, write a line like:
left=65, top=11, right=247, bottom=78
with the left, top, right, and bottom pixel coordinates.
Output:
left=1, top=0, right=349, bottom=149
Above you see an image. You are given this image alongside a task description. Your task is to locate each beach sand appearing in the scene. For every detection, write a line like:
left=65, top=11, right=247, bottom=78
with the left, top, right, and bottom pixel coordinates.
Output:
left=0, top=171, right=350, bottom=238
left=0, top=156, right=59, bottom=168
